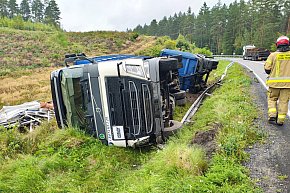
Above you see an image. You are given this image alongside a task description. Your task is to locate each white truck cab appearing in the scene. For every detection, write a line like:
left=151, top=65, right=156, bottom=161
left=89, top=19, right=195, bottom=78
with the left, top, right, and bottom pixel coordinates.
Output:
left=51, top=55, right=182, bottom=147
left=243, top=45, right=255, bottom=60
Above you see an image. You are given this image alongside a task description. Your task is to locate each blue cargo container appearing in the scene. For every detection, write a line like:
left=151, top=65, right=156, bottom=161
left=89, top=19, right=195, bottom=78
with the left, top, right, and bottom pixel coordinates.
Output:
left=160, top=49, right=218, bottom=93
left=73, top=54, right=140, bottom=65
left=160, top=49, right=200, bottom=91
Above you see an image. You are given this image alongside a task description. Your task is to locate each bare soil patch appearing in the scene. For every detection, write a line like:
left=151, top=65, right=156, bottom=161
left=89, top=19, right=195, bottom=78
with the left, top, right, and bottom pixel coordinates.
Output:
left=191, top=123, right=221, bottom=159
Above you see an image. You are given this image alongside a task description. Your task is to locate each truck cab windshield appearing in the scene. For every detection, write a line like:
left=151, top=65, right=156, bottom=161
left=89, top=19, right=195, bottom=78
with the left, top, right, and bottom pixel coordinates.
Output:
left=61, top=67, right=87, bottom=129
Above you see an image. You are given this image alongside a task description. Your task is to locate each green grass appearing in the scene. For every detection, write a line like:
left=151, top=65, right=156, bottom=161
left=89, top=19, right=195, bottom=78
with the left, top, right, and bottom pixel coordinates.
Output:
left=0, top=60, right=263, bottom=192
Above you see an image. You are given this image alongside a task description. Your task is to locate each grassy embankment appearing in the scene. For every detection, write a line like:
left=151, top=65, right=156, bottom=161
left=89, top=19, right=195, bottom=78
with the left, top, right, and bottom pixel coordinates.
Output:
left=0, top=60, right=264, bottom=192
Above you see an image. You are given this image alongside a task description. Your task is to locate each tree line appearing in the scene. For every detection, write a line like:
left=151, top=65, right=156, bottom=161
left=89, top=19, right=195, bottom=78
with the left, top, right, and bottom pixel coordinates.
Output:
left=0, top=0, right=60, bottom=26
left=133, top=0, right=290, bottom=55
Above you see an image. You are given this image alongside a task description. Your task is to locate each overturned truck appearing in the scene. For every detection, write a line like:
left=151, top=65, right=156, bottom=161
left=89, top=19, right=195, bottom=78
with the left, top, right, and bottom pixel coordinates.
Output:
left=51, top=54, right=184, bottom=147
left=51, top=50, right=218, bottom=147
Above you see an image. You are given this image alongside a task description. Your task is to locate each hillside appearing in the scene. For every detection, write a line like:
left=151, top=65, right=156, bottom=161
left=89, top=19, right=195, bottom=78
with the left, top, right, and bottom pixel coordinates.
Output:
left=0, top=27, right=159, bottom=107
left=0, top=27, right=152, bottom=69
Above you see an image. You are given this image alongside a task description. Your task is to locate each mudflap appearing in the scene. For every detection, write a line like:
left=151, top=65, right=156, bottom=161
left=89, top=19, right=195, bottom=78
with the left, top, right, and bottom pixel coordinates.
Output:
left=162, top=120, right=183, bottom=139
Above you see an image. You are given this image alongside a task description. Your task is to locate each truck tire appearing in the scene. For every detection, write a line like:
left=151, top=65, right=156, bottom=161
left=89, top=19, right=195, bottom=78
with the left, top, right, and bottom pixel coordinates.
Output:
left=159, top=58, right=178, bottom=72
left=173, top=90, right=186, bottom=100
left=163, top=120, right=183, bottom=139
left=176, top=98, right=186, bottom=106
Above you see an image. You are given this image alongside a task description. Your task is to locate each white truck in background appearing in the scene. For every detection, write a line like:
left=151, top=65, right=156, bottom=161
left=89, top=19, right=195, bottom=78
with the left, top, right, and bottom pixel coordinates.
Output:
left=243, top=45, right=270, bottom=61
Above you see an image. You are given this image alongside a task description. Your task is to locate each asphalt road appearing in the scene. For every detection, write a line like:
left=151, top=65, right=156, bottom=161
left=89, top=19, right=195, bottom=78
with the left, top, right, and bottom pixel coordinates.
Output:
left=231, top=58, right=268, bottom=87
left=229, top=58, right=290, bottom=116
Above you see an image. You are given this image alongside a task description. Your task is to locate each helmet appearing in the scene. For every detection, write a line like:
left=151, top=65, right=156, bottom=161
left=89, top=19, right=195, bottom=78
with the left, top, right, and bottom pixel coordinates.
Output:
left=276, top=36, right=289, bottom=47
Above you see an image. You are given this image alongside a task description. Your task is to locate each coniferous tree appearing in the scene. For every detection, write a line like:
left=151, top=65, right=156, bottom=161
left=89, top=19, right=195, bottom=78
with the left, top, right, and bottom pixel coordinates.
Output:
left=44, top=0, right=60, bottom=26
left=31, top=0, right=44, bottom=22
left=134, top=24, right=143, bottom=34
left=158, top=16, right=168, bottom=36
left=167, top=16, right=174, bottom=38
left=0, top=0, right=8, bottom=18
left=7, top=0, right=18, bottom=18
left=148, top=19, right=158, bottom=36
left=184, top=7, right=195, bottom=43
left=20, top=0, right=31, bottom=21
left=282, top=0, right=290, bottom=34
left=194, top=2, right=211, bottom=49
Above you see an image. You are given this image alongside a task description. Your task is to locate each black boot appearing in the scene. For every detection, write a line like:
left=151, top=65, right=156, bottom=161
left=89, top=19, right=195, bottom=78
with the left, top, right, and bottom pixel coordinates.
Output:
left=276, top=120, right=284, bottom=126
left=268, top=117, right=276, bottom=124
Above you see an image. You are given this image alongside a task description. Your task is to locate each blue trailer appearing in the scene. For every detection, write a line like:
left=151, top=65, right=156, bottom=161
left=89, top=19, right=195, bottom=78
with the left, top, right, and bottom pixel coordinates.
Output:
left=160, top=49, right=218, bottom=93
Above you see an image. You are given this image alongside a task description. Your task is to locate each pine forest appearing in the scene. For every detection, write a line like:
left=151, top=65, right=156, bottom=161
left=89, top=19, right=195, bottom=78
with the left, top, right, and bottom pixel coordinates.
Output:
left=133, top=0, right=290, bottom=54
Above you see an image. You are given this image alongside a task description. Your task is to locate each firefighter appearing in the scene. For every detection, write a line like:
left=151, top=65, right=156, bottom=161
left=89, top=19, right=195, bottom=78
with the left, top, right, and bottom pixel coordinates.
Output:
left=264, top=35, right=290, bottom=126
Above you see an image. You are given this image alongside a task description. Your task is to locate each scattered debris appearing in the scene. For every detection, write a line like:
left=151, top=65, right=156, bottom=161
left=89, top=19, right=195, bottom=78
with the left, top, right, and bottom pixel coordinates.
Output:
left=0, top=101, right=54, bottom=131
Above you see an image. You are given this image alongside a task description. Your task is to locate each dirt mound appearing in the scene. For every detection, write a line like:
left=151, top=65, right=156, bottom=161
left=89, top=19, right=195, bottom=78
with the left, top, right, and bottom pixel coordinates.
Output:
left=191, top=124, right=221, bottom=159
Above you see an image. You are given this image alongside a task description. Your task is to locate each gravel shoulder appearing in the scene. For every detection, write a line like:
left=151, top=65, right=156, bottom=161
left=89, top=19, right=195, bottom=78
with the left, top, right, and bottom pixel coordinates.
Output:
left=245, top=68, right=290, bottom=192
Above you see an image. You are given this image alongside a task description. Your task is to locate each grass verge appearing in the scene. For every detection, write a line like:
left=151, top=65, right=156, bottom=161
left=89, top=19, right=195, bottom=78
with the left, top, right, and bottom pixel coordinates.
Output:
left=0, top=61, right=263, bottom=192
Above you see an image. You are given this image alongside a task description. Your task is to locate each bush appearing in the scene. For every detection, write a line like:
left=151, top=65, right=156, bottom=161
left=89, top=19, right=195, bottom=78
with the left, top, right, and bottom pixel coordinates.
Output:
left=193, top=47, right=213, bottom=56
left=0, top=16, right=57, bottom=32
left=164, top=39, right=176, bottom=49
left=176, top=34, right=190, bottom=51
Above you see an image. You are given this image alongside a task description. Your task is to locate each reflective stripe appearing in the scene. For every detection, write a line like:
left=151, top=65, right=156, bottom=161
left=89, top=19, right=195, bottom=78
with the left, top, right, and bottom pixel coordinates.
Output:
left=278, top=114, right=286, bottom=120
left=267, top=77, right=290, bottom=84
left=267, top=79, right=290, bottom=83
left=268, top=108, right=277, bottom=113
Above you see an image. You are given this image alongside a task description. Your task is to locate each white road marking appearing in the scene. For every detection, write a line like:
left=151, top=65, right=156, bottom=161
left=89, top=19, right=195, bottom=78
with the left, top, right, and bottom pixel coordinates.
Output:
left=238, top=62, right=268, bottom=90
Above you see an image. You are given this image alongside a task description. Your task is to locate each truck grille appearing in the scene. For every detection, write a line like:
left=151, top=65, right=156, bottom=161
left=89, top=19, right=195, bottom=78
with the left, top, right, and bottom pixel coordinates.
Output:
left=142, top=84, right=153, bottom=133
left=108, top=93, right=116, bottom=126
left=129, top=81, right=141, bottom=135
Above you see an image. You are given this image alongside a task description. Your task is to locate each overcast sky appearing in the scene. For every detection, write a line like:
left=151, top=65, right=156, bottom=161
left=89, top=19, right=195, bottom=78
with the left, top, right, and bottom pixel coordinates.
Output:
left=56, top=0, right=233, bottom=32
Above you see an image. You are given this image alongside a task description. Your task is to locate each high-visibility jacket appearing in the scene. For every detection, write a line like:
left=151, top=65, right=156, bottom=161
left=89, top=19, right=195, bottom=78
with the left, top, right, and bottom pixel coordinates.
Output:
left=265, top=50, right=290, bottom=88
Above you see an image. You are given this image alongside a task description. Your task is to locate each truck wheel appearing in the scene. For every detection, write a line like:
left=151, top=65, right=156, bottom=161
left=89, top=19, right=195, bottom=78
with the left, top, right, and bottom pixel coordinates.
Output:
left=173, top=90, right=186, bottom=100
left=163, top=120, right=183, bottom=139
left=176, top=98, right=186, bottom=106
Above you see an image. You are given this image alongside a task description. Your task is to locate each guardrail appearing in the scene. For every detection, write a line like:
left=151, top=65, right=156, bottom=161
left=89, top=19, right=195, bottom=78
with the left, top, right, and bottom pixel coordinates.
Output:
left=213, top=55, right=243, bottom=58
left=181, top=61, right=235, bottom=124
